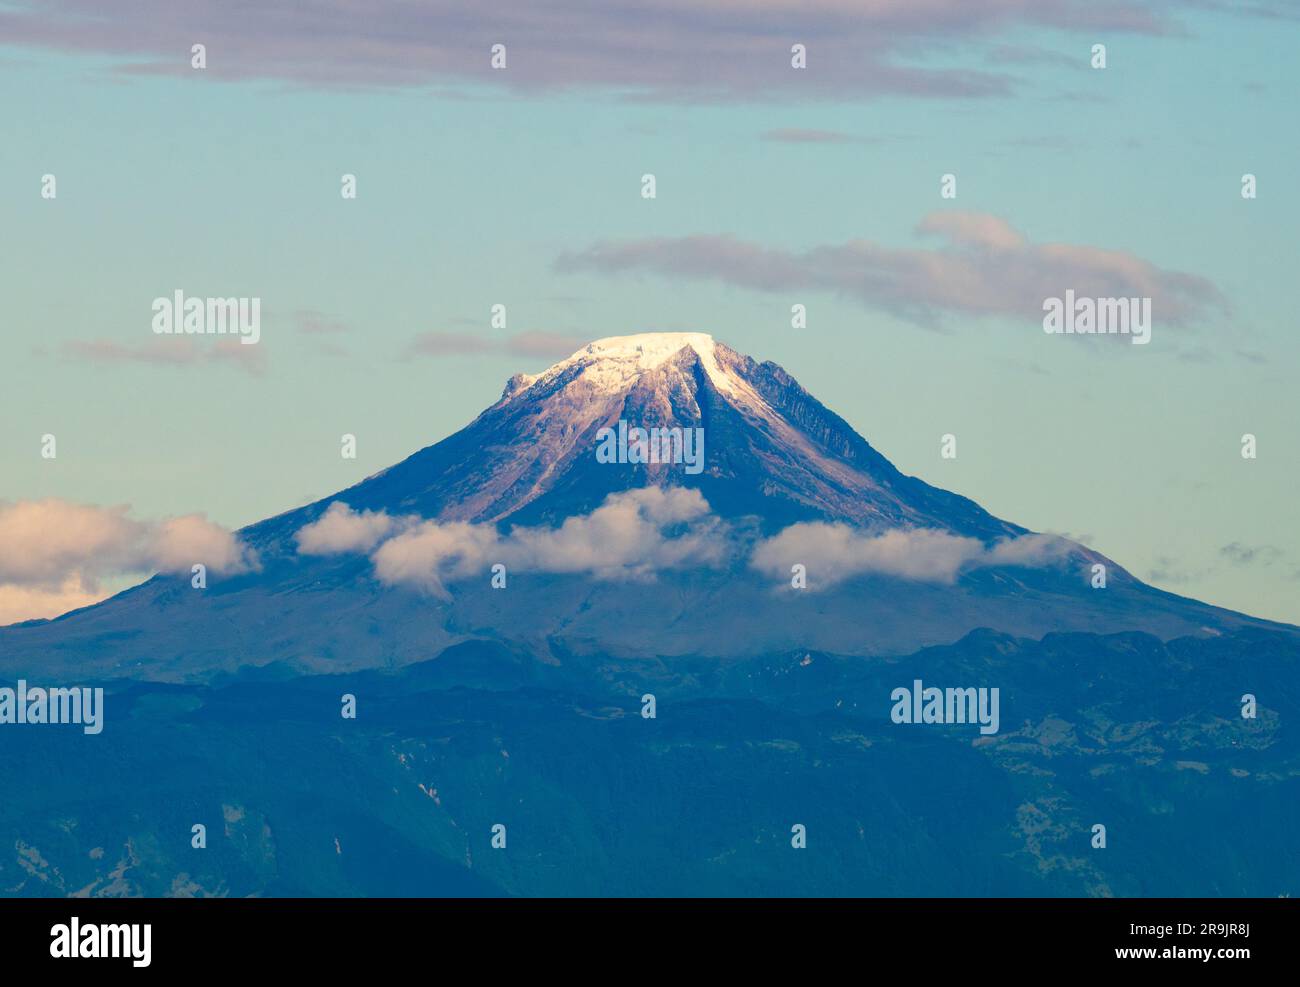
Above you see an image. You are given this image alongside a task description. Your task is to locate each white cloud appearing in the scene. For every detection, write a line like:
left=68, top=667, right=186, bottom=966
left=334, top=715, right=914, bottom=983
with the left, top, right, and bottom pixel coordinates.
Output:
left=984, top=532, right=1072, bottom=568
left=0, top=499, right=142, bottom=587
left=750, top=523, right=1072, bottom=587
left=0, top=575, right=109, bottom=626
left=299, top=492, right=1071, bottom=596
left=504, top=486, right=723, bottom=579
left=371, top=521, right=504, bottom=598
left=148, top=514, right=258, bottom=575
left=310, top=488, right=726, bottom=596
left=751, top=524, right=983, bottom=584
left=296, top=502, right=410, bottom=555
left=0, top=499, right=257, bottom=623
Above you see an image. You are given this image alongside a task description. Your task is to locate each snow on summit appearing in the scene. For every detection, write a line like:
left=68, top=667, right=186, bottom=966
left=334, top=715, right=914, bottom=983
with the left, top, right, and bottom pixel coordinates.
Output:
left=535, top=332, right=742, bottom=397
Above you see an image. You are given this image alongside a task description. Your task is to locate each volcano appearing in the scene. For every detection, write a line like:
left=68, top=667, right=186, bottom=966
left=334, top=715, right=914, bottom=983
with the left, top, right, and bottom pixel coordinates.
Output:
left=3, top=333, right=1298, bottom=898
left=0, top=332, right=1290, bottom=683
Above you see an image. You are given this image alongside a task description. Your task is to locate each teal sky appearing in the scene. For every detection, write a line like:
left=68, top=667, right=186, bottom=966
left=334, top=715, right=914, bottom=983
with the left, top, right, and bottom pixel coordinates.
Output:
left=3, top=1, right=1298, bottom=624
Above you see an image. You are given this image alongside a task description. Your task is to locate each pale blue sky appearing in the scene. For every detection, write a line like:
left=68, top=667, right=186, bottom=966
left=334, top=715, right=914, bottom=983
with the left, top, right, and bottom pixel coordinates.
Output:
left=3, top=1, right=1298, bottom=623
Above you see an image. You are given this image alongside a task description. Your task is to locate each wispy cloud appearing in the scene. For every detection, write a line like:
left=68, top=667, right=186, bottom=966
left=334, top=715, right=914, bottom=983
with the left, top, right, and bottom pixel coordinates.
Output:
left=1147, top=554, right=1208, bottom=585
left=291, top=309, right=350, bottom=335
left=1220, top=542, right=1284, bottom=567
left=761, top=128, right=856, bottom=144
left=404, top=332, right=497, bottom=358
left=61, top=338, right=267, bottom=375
left=0, top=0, right=1186, bottom=101
left=556, top=211, right=1228, bottom=330
left=506, top=330, right=588, bottom=359
left=1186, top=0, right=1300, bottom=21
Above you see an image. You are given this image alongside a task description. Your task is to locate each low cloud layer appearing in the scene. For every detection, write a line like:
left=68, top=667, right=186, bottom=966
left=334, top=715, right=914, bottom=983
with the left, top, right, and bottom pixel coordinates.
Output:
left=0, top=0, right=1192, bottom=100
left=556, top=212, right=1227, bottom=330
left=299, top=492, right=1070, bottom=596
left=750, top=523, right=1071, bottom=586
left=310, top=488, right=724, bottom=597
left=0, top=498, right=257, bottom=620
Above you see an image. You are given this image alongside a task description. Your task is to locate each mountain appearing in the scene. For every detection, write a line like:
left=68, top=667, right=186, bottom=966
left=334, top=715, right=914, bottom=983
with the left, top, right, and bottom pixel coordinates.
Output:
left=3, top=333, right=1298, bottom=898
left=0, top=332, right=1288, bottom=682
left=280, top=331, right=1019, bottom=533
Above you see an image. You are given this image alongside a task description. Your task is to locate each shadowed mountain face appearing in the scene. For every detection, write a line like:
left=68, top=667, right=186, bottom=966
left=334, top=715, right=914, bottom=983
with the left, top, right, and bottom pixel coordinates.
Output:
left=0, top=333, right=1291, bottom=683
left=2, top=333, right=1298, bottom=897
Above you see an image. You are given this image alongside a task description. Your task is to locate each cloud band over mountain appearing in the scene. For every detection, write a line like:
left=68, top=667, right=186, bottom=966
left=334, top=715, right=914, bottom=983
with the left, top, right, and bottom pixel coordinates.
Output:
left=294, top=492, right=1073, bottom=596
left=750, top=523, right=1073, bottom=586
left=299, top=488, right=726, bottom=597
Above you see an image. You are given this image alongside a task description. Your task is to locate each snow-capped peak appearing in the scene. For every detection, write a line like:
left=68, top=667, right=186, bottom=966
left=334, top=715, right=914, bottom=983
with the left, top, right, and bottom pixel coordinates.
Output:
left=533, top=331, right=742, bottom=398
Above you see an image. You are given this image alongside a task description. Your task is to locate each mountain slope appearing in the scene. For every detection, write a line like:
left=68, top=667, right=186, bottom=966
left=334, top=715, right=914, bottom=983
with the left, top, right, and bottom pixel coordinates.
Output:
left=4, top=333, right=1300, bottom=899
left=1, top=332, right=1293, bottom=683
left=250, top=333, right=1023, bottom=542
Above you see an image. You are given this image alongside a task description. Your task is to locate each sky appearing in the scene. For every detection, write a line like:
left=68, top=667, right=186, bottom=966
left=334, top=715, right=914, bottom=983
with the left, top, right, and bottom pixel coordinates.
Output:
left=2, top=0, right=1298, bottom=625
